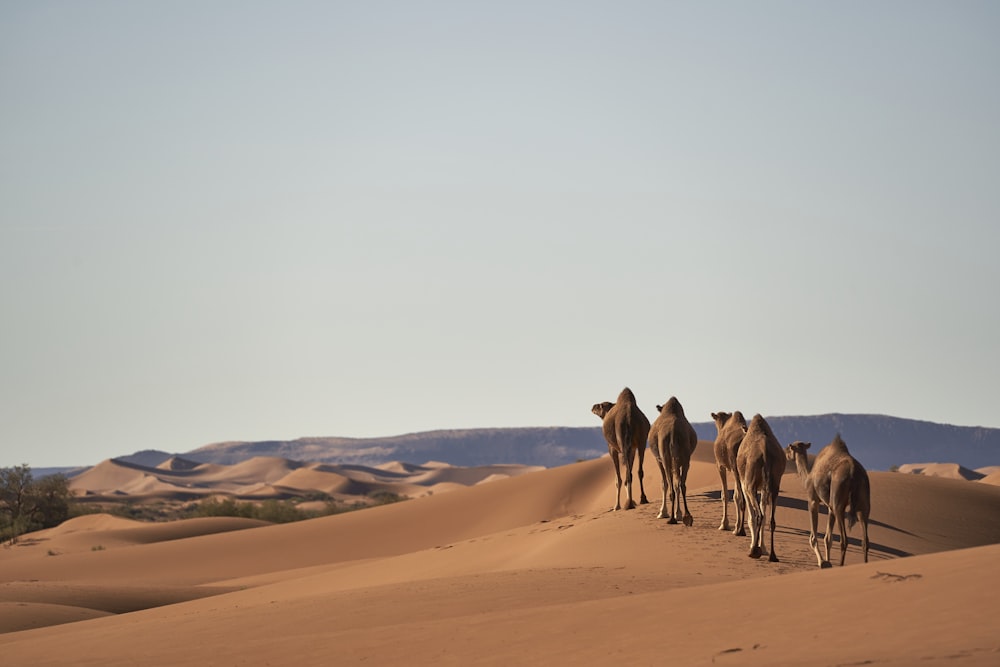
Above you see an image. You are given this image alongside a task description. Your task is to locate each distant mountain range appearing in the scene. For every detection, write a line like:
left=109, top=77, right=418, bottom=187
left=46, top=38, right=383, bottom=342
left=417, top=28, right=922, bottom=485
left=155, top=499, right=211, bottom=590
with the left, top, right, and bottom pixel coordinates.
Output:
left=29, top=413, right=991, bottom=479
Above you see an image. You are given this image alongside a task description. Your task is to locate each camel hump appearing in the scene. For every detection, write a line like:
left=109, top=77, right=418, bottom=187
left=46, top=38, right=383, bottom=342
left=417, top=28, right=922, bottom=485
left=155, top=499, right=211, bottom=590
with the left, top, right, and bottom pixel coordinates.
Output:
left=747, top=414, right=781, bottom=443
left=617, top=387, right=638, bottom=404
left=830, top=433, right=850, bottom=452
left=660, top=396, right=684, bottom=416
left=731, top=411, right=747, bottom=427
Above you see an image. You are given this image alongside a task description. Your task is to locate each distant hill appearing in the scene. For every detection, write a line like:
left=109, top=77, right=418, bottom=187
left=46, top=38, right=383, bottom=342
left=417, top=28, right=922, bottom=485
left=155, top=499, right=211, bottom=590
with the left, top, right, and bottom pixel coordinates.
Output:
left=171, top=415, right=999, bottom=472
left=27, top=415, right=997, bottom=475
left=183, top=427, right=608, bottom=469
left=117, top=449, right=177, bottom=468
left=740, top=414, right=1000, bottom=472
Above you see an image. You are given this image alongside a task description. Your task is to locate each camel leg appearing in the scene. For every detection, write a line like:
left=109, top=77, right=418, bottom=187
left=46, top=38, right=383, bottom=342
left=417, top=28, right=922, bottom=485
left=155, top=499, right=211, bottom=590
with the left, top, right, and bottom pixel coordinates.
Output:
left=622, top=444, right=636, bottom=510
left=637, top=445, right=649, bottom=505
left=666, top=474, right=678, bottom=524
left=808, top=499, right=828, bottom=568
left=823, top=505, right=835, bottom=564
left=610, top=450, right=623, bottom=512
left=767, top=491, right=779, bottom=563
left=656, top=446, right=670, bottom=520
left=678, top=466, right=693, bottom=526
left=718, top=466, right=730, bottom=531
left=836, top=508, right=849, bottom=566
left=745, top=487, right=762, bottom=559
left=733, top=475, right=747, bottom=537
left=663, top=456, right=677, bottom=524
left=860, top=512, right=870, bottom=563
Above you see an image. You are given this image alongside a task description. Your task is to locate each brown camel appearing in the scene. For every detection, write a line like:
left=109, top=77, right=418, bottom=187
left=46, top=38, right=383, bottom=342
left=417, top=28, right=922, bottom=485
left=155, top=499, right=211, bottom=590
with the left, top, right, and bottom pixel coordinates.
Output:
left=785, top=435, right=871, bottom=568
left=648, top=397, right=697, bottom=525
left=710, top=410, right=748, bottom=534
left=736, top=414, right=785, bottom=562
left=591, top=387, right=650, bottom=511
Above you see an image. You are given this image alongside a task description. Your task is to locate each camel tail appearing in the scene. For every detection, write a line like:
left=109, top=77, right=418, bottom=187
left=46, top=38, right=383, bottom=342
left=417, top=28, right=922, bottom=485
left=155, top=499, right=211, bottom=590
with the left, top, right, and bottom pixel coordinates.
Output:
left=619, top=416, right=634, bottom=459
left=845, top=469, right=871, bottom=530
left=668, top=436, right=682, bottom=476
left=762, top=454, right=773, bottom=503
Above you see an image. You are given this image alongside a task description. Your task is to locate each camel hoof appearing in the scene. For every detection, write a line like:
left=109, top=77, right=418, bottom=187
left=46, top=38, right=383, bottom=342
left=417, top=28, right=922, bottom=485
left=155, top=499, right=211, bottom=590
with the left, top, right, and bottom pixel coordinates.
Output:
left=719, top=523, right=730, bottom=532
left=820, top=561, right=832, bottom=569
left=624, top=502, right=636, bottom=511
left=639, top=496, right=649, bottom=505
left=748, top=547, right=762, bottom=559
left=683, top=515, right=693, bottom=527
left=666, top=517, right=678, bottom=525
left=769, top=553, right=779, bottom=563
left=734, top=528, right=746, bottom=537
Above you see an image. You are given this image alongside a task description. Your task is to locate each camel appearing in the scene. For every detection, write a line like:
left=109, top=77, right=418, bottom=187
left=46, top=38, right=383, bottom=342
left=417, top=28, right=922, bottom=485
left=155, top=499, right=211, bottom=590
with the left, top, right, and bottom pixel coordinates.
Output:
left=735, top=414, right=785, bottom=562
left=785, top=435, right=871, bottom=568
left=648, top=397, right=698, bottom=525
left=591, top=387, right=650, bottom=511
left=710, top=410, right=748, bottom=534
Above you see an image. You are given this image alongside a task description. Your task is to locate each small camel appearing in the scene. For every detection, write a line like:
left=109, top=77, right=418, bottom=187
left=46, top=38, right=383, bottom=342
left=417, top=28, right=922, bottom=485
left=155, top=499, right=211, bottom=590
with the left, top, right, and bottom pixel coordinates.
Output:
left=785, top=435, right=871, bottom=568
left=711, top=410, right=748, bottom=534
left=648, top=397, right=697, bottom=525
left=736, top=414, right=785, bottom=562
left=591, top=387, right=650, bottom=511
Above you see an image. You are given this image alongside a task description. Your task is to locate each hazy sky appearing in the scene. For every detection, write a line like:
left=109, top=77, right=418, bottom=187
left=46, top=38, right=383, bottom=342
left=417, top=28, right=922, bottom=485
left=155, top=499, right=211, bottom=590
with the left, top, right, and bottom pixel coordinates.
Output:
left=3, top=2, right=999, bottom=467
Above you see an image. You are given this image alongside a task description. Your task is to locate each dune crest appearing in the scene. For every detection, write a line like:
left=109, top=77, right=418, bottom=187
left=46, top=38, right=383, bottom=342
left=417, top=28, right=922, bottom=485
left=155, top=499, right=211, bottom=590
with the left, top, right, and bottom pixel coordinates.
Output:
left=67, top=456, right=545, bottom=504
left=897, top=462, right=985, bottom=481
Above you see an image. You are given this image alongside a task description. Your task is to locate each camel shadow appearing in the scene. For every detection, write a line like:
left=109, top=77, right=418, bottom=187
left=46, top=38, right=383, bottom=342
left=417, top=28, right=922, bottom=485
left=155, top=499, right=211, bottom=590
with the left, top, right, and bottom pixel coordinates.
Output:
left=696, top=490, right=913, bottom=558
left=771, top=495, right=919, bottom=535
left=771, top=524, right=911, bottom=559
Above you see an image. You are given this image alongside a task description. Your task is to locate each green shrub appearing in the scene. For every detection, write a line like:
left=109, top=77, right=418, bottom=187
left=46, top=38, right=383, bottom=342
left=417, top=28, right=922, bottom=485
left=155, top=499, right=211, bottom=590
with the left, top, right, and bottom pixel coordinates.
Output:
left=1, top=465, right=73, bottom=543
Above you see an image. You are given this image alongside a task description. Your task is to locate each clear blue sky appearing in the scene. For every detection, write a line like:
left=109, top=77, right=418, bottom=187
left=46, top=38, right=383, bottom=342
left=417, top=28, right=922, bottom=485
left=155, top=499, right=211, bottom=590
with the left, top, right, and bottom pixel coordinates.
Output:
left=2, top=2, right=998, bottom=467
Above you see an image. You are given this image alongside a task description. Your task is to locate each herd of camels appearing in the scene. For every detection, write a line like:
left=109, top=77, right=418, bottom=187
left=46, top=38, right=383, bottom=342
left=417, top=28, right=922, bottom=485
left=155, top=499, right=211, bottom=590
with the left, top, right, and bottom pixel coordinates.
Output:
left=592, top=387, right=871, bottom=568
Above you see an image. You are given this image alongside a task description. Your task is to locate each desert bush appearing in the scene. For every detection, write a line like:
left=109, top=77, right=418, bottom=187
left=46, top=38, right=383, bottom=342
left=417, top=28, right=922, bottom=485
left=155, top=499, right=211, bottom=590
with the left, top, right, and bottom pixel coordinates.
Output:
left=185, top=492, right=409, bottom=523
left=254, top=500, right=309, bottom=523
left=187, top=497, right=307, bottom=523
left=367, top=491, right=407, bottom=506
left=189, top=497, right=256, bottom=519
left=0, top=465, right=72, bottom=543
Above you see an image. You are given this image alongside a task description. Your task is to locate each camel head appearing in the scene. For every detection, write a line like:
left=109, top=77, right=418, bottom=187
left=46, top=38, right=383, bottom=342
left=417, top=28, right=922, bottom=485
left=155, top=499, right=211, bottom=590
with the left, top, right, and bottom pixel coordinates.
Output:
left=785, top=440, right=811, bottom=462
left=591, top=402, right=614, bottom=419
left=711, top=411, right=732, bottom=429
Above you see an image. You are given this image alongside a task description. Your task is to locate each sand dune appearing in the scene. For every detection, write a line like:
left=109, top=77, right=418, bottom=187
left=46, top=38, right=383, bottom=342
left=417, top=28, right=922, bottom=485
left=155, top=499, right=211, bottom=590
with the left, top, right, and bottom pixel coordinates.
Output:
left=897, top=462, right=1000, bottom=487
left=977, top=467, right=1000, bottom=486
left=2, top=444, right=998, bottom=665
left=68, top=456, right=544, bottom=503
left=898, top=462, right=985, bottom=481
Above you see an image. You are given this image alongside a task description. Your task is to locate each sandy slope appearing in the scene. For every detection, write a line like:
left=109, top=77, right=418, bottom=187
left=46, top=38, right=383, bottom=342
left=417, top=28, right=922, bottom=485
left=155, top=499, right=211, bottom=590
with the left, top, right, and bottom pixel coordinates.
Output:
left=3, top=444, right=999, bottom=665
left=898, top=462, right=984, bottom=481
left=68, top=456, right=544, bottom=502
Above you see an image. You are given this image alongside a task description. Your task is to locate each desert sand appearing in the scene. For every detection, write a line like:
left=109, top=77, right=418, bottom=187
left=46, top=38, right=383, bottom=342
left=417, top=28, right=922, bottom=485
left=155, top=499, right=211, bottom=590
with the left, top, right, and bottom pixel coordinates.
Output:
left=68, top=456, right=545, bottom=503
left=2, top=442, right=999, bottom=666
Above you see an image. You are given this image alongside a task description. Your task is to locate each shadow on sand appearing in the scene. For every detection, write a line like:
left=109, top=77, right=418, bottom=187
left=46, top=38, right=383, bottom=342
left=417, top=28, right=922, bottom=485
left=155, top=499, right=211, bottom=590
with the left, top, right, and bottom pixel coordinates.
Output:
left=696, top=489, right=913, bottom=559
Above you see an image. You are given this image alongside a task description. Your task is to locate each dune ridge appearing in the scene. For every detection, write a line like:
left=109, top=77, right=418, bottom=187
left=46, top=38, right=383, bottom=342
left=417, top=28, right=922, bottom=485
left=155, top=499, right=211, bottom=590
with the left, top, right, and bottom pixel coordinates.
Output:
left=68, top=455, right=544, bottom=504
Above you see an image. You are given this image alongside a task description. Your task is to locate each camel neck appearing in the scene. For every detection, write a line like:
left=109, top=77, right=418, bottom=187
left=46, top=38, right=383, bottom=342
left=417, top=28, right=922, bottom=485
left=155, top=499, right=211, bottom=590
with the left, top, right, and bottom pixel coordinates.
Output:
left=793, top=454, right=812, bottom=480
